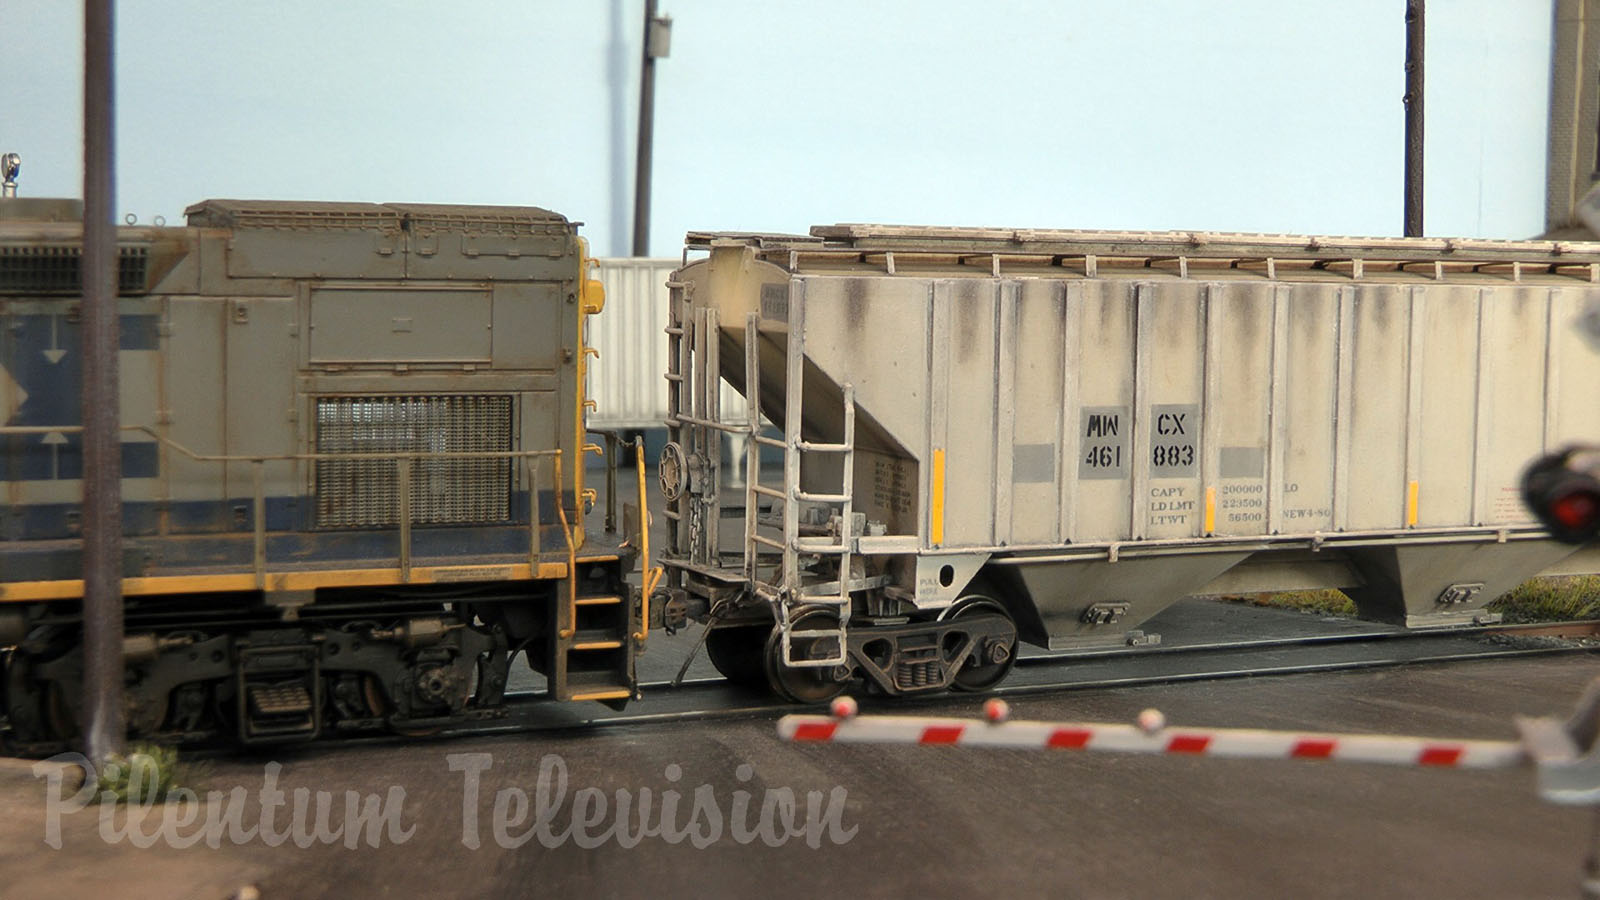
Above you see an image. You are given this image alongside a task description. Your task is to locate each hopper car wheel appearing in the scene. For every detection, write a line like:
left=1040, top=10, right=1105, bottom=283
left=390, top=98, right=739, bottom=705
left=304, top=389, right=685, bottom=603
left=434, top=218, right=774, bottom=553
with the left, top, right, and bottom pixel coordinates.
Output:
left=705, top=624, right=769, bottom=688
left=764, top=610, right=849, bottom=705
left=946, top=598, right=1018, bottom=693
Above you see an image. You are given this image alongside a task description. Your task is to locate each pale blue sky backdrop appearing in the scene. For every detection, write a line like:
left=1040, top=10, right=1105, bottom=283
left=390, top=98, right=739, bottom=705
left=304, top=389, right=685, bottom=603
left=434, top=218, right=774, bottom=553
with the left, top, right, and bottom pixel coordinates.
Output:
left=3, top=1, right=1555, bottom=255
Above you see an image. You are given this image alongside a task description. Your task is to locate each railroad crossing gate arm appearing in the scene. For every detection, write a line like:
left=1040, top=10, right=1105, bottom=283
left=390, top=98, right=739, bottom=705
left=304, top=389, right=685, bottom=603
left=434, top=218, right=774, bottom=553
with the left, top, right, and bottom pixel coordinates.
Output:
left=780, top=677, right=1600, bottom=806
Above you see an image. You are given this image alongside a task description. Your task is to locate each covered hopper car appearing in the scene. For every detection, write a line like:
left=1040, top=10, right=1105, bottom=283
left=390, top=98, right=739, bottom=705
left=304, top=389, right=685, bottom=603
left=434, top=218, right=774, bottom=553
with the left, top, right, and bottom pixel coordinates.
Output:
left=658, top=225, right=1600, bottom=702
left=0, top=195, right=649, bottom=748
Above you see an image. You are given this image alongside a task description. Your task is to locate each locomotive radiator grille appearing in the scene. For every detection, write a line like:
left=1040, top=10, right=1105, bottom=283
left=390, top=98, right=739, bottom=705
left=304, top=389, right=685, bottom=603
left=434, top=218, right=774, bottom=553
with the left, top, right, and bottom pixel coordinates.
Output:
left=315, top=394, right=513, bottom=528
left=0, top=244, right=150, bottom=294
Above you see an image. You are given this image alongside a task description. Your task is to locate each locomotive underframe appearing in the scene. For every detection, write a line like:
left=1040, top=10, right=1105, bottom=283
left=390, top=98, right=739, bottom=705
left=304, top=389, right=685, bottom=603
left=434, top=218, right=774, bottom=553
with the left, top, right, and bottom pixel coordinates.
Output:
left=2, top=554, right=633, bottom=752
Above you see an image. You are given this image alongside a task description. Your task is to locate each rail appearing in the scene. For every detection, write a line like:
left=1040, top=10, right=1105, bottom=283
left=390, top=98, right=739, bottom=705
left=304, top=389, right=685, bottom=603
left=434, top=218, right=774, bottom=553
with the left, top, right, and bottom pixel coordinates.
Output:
left=0, top=423, right=575, bottom=591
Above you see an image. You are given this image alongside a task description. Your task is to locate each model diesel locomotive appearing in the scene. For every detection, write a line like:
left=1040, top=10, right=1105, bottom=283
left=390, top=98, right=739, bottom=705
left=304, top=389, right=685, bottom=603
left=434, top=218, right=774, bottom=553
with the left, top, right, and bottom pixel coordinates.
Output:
left=0, top=193, right=647, bottom=748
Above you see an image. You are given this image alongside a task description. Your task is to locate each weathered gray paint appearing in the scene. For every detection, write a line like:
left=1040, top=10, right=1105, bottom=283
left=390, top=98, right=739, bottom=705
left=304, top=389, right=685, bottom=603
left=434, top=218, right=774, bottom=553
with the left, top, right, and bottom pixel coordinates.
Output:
left=672, top=223, right=1600, bottom=644
left=2, top=200, right=585, bottom=544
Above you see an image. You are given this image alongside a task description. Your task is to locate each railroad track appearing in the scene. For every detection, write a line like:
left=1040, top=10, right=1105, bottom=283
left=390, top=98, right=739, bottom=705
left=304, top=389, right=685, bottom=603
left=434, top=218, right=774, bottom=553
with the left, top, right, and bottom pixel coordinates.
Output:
left=12, top=620, right=1594, bottom=758
left=405, top=618, right=1600, bottom=744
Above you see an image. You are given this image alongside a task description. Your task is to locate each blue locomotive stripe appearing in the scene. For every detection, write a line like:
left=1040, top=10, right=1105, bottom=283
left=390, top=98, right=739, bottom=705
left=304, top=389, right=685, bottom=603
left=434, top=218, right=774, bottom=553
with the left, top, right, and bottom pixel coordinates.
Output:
left=1, top=514, right=577, bottom=580
left=0, top=313, right=159, bottom=428
left=0, top=436, right=161, bottom=481
left=118, top=314, right=160, bottom=351
left=2, top=488, right=564, bottom=547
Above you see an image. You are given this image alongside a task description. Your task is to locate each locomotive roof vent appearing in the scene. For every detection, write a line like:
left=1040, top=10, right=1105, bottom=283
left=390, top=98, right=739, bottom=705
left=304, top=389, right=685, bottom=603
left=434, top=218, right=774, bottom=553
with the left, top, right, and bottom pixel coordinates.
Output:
left=185, top=199, right=573, bottom=236
left=184, top=199, right=403, bottom=232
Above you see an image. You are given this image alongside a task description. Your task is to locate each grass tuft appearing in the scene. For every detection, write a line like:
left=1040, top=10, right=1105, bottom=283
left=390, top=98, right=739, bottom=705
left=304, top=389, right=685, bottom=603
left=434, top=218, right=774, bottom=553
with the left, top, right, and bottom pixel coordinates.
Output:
left=97, top=743, right=182, bottom=804
left=1233, top=590, right=1357, bottom=617
left=1232, top=576, right=1600, bottom=624
left=1486, top=576, right=1600, bottom=624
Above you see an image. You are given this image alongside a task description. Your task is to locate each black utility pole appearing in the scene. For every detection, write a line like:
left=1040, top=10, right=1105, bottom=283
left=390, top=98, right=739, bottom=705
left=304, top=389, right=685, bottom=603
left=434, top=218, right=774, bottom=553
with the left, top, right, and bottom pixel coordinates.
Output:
left=632, top=0, right=670, bottom=256
left=81, top=0, right=124, bottom=763
left=1403, top=0, right=1425, bottom=237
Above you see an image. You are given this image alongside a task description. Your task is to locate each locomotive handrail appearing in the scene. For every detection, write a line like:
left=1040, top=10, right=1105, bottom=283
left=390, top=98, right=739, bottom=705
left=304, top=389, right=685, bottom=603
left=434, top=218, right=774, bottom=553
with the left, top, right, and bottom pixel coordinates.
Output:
left=586, top=428, right=623, bottom=534
left=578, top=429, right=661, bottom=643
left=635, top=438, right=663, bottom=642
left=663, top=413, right=755, bottom=434
left=1, top=423, right=572, bottom=592
left=0, top=424, right=565, bottom=463
left=554, top=453, right=577, bottom=640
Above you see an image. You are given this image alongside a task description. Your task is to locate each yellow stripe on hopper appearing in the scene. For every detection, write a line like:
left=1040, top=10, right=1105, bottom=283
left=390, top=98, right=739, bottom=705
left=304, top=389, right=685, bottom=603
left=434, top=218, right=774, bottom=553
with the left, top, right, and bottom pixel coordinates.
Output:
left=1204, top=486, right=1216, bottom=534
left=1406, top=480, right=1419, bottom=527
left=931, top=449, right=946, bottom=545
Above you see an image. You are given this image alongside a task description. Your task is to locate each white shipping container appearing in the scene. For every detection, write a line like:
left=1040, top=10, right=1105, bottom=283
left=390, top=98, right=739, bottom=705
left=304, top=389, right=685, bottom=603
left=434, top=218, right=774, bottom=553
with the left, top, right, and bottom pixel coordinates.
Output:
left=587, top=258, right=677, bottom=431
left=588, top=257, right=742, bottom=432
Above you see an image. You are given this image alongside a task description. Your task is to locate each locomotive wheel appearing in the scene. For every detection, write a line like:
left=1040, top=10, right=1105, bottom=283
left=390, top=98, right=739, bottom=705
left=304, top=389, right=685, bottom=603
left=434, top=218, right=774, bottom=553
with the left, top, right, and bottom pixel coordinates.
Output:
left=704, top=624, right=769, bottom=688
left=362, top=674, right=392, bottom=719
left=946, top=597, right=1018, bottom=693
left=362, top=674, right=443, bottom=738
left=44, top=681, right=79, bottom=742
left=764, top=610, right=849, bottom=705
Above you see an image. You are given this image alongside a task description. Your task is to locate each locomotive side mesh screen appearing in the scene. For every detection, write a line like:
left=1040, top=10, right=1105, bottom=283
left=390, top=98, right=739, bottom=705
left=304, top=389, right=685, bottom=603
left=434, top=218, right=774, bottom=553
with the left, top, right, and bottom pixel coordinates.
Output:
left=0, top=245, right=150, bottom=294
left=315, top=395, right=514, bottom=528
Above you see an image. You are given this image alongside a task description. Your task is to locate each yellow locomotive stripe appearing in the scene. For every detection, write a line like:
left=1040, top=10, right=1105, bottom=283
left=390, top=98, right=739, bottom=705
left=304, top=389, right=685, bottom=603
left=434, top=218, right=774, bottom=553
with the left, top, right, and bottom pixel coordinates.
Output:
left=0, top=561, right=575, bottom=603
left=931, top=448, right=947, bottom=545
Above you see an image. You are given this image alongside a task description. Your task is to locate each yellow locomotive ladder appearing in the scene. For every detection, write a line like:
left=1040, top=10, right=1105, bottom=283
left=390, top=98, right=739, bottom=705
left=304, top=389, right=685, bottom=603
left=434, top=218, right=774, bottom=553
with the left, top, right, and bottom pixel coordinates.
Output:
left=550, top=246, right=635, bottom=705
left=548, top=450, right=645, bottom=705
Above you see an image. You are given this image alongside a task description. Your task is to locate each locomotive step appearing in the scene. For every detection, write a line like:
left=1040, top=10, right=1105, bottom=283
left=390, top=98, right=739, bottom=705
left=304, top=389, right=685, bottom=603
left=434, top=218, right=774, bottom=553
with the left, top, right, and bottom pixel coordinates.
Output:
left=568, top=687, right=632, bottom=702
left=575, top=594, right=623, bottom=606
left=563, top=670, right=633, bottom=702
left=570, top=630, right=626, bottom=651
left=249, top=684, right=314, bottom=717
